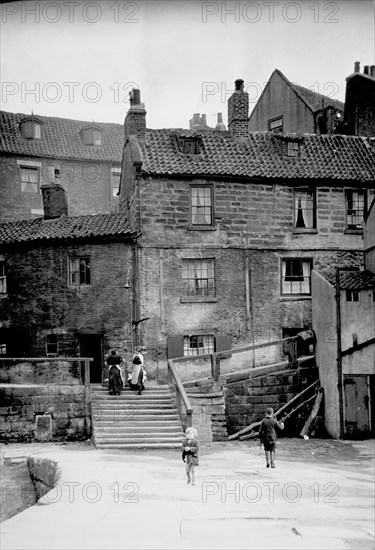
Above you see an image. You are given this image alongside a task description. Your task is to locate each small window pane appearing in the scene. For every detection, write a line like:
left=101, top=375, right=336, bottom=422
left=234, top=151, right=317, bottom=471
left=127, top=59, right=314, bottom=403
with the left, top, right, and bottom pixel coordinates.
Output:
left=182, top=259, right=215, bottom=297
left=183, top=334, right=214, bottom=356
left=21, top=167, right=39, bottom=193
left=0, top=262, right=6, bottom=294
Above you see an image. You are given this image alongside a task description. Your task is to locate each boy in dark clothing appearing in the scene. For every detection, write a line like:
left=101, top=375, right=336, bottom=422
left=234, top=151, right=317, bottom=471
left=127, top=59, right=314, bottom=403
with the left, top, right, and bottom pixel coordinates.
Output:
left=259, top=407, right=284, bottom=469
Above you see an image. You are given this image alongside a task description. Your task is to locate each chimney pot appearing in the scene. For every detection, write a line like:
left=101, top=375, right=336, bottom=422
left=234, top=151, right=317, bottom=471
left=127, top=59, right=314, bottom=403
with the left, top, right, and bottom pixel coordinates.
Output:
left=201, top=114, right=207, bottom=126
left=125, top=88, right=147, bottom=139
left=364, top=65, right=369, bottom=75
left=370, top=65, right=375, bottom=77
left=235, top=79, right=245, bottom=92
left=215, top=112, right=226, bottom=132
left=354, top=61, right=360, bottom=73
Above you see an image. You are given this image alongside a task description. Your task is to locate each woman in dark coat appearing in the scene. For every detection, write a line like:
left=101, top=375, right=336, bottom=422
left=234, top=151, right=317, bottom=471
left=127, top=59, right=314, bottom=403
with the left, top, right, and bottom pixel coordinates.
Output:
left=107, top=350, right=123, bottom=395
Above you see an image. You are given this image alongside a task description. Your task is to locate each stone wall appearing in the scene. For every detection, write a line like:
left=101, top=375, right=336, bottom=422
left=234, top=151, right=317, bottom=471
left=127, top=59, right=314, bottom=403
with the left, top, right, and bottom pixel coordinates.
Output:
left=224, top=363, right=319, bottom=435
left=0, top=360, right=80, bottom=385
left=185, top=384, right=228, bottom=443
left=0, top=384, right=89, bottom=442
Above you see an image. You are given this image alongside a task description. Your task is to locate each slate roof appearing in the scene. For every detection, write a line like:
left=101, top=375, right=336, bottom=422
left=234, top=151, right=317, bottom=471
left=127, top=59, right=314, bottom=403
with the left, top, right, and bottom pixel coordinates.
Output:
left=319, top=269, right=375, bottom=290
left=290, top=84, right=344, bottom=113
left=0, top=111, right=123, bottom=162
left=139, top=129, right=375, bottom=181
left=0, top=213, right=134, bottom=245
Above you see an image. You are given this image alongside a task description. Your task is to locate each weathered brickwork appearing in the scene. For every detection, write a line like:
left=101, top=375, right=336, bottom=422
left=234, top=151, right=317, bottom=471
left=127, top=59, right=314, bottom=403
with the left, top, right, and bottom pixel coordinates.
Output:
left=0, top=241, right=134, bottom=361
left=0, top=384, right=88, bottom=442
left=0, top=156, right=119, bottom=222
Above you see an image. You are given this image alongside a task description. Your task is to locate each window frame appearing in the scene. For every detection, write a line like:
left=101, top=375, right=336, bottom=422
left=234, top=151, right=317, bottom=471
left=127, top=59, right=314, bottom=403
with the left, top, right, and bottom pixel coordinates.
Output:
left=293, top=188, right=317, bottom=232
left=81, top=126, right=103, bottom=146
left=46, top=333, right=58, bottom=356
left=0, top=261, right=7, bottom=294
left=189, top=184, right=215, bottom=230
left=183, top=333, right=215, bottom=357
left=268, top=116, right=283, bottom=133
left=346, top=290, right=359, bottom=302
left=280, top=258, right=312, bottom=297
left=20, top=165, right=40, bottom=194
left=68, top=256, right=91, bottom=287
left=180, top=258, right=217, bottom=303
left=20, top=119, right=42, bottom=140
left=286, top=141, right=300, bottom=157
left=345, top=189, right=366, bottom=232
left=110, top=167, right=121, bottom=213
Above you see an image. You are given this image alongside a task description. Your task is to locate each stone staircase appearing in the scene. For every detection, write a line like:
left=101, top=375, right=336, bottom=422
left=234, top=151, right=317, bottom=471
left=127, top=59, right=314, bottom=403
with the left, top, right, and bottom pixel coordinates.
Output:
left=90, top=384, right=184, bottom=449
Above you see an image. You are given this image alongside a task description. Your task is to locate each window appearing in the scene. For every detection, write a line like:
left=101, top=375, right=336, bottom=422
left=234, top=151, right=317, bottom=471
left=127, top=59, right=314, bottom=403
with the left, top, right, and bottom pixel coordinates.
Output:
left=268, top=117, right=283, bottom=133
left=111, top=168, right=121, bottom=213
left=69, top=257, right=91, bottom=286
left=46, top=334, right=58, bottom=355
left=281, top=259, right=312, bottom=295
left=20, top=166, right=39, bottom=193
left=182, top=259, right=215, bottom=297
left=346, top=190, right=366, bottom=229
left=183, top=334, right=215, bottom=356
left=20, top=119, right=42, bottom=139
left=81, top=126, right=102, bottom=146
left=190, top=186, right=213, bottom=227
left=0, top=262, right=6, bottom=294
left=294, top=189, right=316, bottom=229
left=287, top=141, right=300, bottom=157
left=0, top=343, right=6, bottom=355
left=346, top=290, right=359, bottom=302
left=183, top=139, right=200, bottom=155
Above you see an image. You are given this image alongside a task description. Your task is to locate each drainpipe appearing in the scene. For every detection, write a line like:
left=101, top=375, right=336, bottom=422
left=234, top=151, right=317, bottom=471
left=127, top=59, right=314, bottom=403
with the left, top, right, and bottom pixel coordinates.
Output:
left=335, top=268, right=344, bottom=438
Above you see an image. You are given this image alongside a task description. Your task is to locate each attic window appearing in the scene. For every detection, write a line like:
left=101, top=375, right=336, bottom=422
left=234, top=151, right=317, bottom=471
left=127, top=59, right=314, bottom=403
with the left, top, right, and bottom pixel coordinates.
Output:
left=182, top=138, right=201, bottom=155
left=20, top=118, right=42, bottom=139
left=81, top=125, right=102, bottom=146
left=287, top=141, right=300, bottom=157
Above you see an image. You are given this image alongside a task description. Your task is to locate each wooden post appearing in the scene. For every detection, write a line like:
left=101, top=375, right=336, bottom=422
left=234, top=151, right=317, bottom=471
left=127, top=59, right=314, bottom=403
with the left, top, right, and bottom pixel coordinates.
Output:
left=211, top=353, right=221, bottom=382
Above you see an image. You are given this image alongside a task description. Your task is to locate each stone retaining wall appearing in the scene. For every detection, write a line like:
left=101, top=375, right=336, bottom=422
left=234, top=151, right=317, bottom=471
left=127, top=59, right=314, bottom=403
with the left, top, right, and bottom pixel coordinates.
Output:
left=224, top=364, right=319, bottom=435
left=187, top=387, right=228, bottom=443
left=0, top=385, right=89, bottom=442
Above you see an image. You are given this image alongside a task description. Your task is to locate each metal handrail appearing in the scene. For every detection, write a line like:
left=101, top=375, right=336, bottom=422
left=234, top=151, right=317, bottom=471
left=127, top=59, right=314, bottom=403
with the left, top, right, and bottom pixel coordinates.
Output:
left=167, top=359, right=193, bottom=430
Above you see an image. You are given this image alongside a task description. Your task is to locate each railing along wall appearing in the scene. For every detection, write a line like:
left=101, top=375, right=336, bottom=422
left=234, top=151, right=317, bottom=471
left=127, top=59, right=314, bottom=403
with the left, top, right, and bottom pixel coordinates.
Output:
left=0, top=356, right=93, bottom=432
left=168, top=336, right=314, bottom=428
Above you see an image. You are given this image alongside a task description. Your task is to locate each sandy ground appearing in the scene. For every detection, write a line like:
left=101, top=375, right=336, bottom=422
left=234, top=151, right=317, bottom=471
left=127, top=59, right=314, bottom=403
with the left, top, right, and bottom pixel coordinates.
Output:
left=0, top=437, right=374, bottom=549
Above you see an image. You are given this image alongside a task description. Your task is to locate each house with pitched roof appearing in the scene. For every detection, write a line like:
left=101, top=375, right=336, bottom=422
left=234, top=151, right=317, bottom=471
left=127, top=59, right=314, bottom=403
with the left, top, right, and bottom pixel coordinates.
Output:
left=312, top=221, right=375, bottom=438
left=119, top=82, right=375, bottom=382
left=0, top=178, right=136, bottom=382
left=0, top=111, right=124, bottom=223
left=248, top=68, right=345, bottom=135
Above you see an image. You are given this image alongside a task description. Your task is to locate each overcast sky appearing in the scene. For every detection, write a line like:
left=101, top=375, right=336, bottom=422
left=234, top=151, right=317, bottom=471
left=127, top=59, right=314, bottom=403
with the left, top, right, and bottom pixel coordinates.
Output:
left=0, top=0, right=374, bottom=129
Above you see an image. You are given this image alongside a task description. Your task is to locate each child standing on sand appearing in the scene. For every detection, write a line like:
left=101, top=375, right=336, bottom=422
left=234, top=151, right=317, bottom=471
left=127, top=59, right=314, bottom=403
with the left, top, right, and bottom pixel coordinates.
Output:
left=259, top=407, right=284, bottom=469
left=181, top=427, right=199, bottom=485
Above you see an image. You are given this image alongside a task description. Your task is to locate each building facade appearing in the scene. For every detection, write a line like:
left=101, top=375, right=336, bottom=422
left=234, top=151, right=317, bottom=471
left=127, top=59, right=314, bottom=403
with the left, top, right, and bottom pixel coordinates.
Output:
left=0, top=181, right=136, bottom=383
left=119, top=83, right=375, bottom=382
left=248, top=69, right=344, bottom=135
left=0, top=112, right=123, bottom=223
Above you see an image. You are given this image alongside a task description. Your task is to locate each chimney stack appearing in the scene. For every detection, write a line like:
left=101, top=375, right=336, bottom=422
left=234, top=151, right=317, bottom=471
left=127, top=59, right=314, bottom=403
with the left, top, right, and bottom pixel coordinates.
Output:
left=215, top=112, right=226, bottom=131
left=124, top=88, right=146, bottom=141
left=343, top=61, right=375, bottom=137
left=228, top=79, right=249, bottom=138
left=41, top=169, right=68, bottom=220
left=354, top=61, right=360, bottom=73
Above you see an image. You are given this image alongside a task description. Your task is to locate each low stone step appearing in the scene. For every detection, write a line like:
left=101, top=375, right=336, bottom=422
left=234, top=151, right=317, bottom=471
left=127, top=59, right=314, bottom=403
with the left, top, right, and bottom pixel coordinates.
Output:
left=94, top=426, right=183, bottom=434
left=93, top=409, right=178, bottom=416
left=92, top=403, right=175, bottom=410
left=94, top=434, right=183, bottom=442
left=94, top=420, right=182, bottom=428
left=91, top=394, right=174, bottom=401
left=95, top=442, right=181, bottom=449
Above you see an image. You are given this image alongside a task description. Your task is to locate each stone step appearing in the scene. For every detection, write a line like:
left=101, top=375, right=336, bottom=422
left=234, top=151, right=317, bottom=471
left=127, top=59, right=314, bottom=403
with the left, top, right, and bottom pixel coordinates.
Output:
left=94, top=434, right=183, bottom=442
left=93, top=408, right=178, bottom=416
left=92, top=400, right=176, bottom=410
left=91, top=393, right=174, bottom=401
left=93, top=420, right=183, bottom=428
left=95, top=442, right=182, bottom=449
left=94, top=426, right=183, bottom=434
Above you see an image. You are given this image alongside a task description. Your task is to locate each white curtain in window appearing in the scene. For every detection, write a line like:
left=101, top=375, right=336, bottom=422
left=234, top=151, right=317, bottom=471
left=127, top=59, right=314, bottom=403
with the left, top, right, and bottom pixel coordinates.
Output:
left=192, top=188, right=210, bottom=225
left=301, top=261, right=310, bottom=293
left=301, top=195, right=313, bottom=228
left=282, top=261, right=290, bottom=294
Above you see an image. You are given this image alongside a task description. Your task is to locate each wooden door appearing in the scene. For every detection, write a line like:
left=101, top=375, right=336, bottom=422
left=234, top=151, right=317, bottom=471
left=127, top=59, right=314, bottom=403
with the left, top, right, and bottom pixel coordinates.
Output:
left=344, top=375, right=370, bottom=437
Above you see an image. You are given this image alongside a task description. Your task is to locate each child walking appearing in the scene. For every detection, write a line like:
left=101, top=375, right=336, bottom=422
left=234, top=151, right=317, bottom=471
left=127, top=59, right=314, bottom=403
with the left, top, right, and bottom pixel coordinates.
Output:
left=259, top=407, right=284, bottom=469
left=181, top=427, right=199, bottom=485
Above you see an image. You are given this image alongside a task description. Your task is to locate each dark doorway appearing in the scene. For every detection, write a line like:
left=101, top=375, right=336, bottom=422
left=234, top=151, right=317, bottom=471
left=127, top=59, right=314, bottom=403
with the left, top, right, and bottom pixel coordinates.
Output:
left=344, top=374, right=374, bottom=438
left=79, top=334, right=103, bottom=384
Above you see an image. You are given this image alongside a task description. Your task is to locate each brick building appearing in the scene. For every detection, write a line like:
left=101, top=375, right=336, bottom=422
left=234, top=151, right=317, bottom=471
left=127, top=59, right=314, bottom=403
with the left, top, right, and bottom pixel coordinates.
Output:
left=0, top=111, right=123, bottom=223
left=120, top=82, right=375, bottom=382
left=248, top=69, right=344, bottom=135
left=0, top=180, right=136, bottom=383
